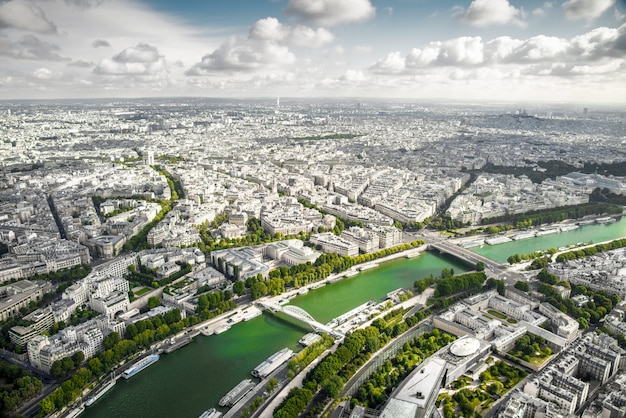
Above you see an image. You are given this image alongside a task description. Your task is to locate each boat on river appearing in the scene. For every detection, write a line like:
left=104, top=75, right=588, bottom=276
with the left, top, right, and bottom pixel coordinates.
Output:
left=251, top=348, right=293, bottom=378
left=219, top=379, right=255, bottom=407
left=198, top=407, right=222, bottom=418
left=214, top=325, right=231, bottom=335
left=85, top=379, right=116, bottom=406
left=596, top=216, right=616, bottom=224
left=122, top=354, right=159, bottom=379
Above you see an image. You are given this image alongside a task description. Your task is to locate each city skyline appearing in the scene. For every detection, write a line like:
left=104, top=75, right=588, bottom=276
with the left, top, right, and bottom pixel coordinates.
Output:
left=0, top=0, right=625, bottom=102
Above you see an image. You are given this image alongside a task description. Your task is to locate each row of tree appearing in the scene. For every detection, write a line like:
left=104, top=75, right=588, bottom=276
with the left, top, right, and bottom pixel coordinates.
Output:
left=434, top=272, right=487, bottom=297
left=507, top=248, right=556, bottom=265
left=556, top=238, right=626, bottom=262
left=353, top=329, right=456, bottom=408
left=482, top=202, right=622, bottom=228
left=40, top=368, right=93, bottom=415
left=242, top=241, right=423, bottom=301
left=0, top=360, right=43, bottom=415
left=273, top=305, right=432, bottom=418
left=39, top=309, right=200, bottom=415
left=287, top=334, right=335, bottom=379
left=122, top=200, right=172, bottom=252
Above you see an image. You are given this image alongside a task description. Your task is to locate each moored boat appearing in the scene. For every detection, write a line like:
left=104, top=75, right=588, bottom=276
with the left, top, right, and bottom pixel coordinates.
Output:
left=85, top=379, right=116, bottom=406
left=122, top=354, right=159, bottom=379
left=219, top=379, right=255, bottom=407
left=198, top=407, right=222, bottom=418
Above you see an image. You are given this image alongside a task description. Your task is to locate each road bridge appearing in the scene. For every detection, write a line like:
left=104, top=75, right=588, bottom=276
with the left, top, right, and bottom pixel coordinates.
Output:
left=258, top=302, right=344, bottom=339
left=420, top=232, right=525, bottom=284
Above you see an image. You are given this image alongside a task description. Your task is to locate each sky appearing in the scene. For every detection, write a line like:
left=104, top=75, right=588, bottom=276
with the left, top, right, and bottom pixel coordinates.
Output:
left=0, top=0, right=625, bottom=102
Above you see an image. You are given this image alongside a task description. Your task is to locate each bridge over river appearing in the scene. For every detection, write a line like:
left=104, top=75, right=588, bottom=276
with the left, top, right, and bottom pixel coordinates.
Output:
left=258, top=301, right=345, bottom=339
left=420, top=232, right=525, bottom=284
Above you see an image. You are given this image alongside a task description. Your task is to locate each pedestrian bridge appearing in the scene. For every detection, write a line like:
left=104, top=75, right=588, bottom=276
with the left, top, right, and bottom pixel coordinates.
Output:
left=259, top=301, right=344, bottom=339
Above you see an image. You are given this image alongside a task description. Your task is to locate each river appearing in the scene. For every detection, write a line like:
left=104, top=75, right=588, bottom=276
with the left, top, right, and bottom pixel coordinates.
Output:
left=81, top=217, right=626, bottom=417
left=81, top=252, right=469, bottom=418
left=471, top=216, right=626, bottom=263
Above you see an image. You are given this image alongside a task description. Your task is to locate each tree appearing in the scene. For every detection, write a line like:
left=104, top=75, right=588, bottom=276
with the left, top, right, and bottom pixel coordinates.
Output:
left=233, top=280, right=245, bottom=296
left=514, top=281, right=530, bottom=292
left=71, top=351, right=84, bottom=366
left=266, top=377, right=279, bottom=392
left=87, top=357, right=102, bottom=375
left=322, top=375, right=345, bottom=399
left=475, top=261, right=485, bottom=272
left=147, top=296, right=161, bottom=309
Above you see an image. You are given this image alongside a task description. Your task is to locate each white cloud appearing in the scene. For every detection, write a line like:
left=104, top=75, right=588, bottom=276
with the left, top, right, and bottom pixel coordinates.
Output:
left=562, top=0, right=615, bottom=21
left=532, top=2, right=554, bottom=17
left=94, top=43, right=165, bottom=75
left=187, top=17, right=333, bottom=75
left=370, top=51, right=406, bottom=74
left=284, top=0, right=375, bottom=27
left=186, top=36, right=295, bottom=74
left=249, top=17, right=288, bottom=41
left=370, top=23, right=626, bottom=75
left=407, top=37, right=484, bottom=67
left=33, top=67, right=52, bottom=79
left=250, top=17, right=334, bottom=47
left=341, top=69, right=367, bottom=82
left=288, top=25, right=334, bottom=47
left=456, top=0, right=526, bottom=28
left=0, top=34, right=68, bottom=60
left=0, top=0, right=57, bottom=33
left=112, top=43, right=160, bottom=63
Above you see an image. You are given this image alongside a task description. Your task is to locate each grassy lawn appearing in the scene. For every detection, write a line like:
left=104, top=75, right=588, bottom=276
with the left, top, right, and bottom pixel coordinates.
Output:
left=487, top=309, right=507, bottom=320
left=507, top=318, right=518, bottom=324
left=528, top=355, right=552, bottom=366
left=134, top=287, right=151, bottom=296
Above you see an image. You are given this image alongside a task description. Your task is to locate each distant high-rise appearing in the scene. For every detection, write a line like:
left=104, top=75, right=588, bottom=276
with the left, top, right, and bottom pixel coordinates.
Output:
left=276, top=97, right=280, bottom=108
left=583, top=107, right=588, bottom=115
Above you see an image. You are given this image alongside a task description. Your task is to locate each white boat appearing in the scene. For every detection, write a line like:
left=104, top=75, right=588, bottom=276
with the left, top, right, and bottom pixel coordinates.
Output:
left=596, top=216, right=615, bottom=224
left=243, top=311, right=262, bottom=321
left=85, top=379, right=116, bottom=406
left=251, top=348, right=293, bottom=378
left=512, top=232, right=535, bottom=241
left=122, top=354, right=159, bottom=379
left=535, top=228, right=559, bottom=236
left=214, top=325, right=231, bottom=335
left=298, top=333, right=321, bottom=347
left=198, top=408, right=222, bottom=418
left=219, top=379, right=255, bottom=407
left=485, top=236, right=512, bottom=245
left=358, top=263, right=378, bottom=271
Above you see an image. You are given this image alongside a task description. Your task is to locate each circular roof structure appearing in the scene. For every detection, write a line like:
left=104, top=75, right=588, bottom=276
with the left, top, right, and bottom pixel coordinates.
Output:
left=450, top=337, right=481, bottom=357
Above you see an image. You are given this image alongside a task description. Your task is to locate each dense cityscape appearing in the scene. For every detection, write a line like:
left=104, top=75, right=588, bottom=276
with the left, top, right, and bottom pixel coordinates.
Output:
left=2, top=0, right=626, bottom=417
left=0, top=98, right=624, bottom=418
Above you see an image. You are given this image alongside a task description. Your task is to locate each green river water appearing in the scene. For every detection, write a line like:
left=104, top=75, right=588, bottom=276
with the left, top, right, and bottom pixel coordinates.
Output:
left=472, top=216, right=626, bottom=263
left=82, top=217, right=626, bottom=418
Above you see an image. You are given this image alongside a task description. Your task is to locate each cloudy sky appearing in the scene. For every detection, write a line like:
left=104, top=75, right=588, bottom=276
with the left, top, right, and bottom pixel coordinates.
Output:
left=0, top=0, right=625, bottom=102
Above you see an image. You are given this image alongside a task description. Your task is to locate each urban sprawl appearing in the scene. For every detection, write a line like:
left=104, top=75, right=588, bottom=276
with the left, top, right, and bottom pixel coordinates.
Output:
left=0, top=99, right=626, bottom=418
